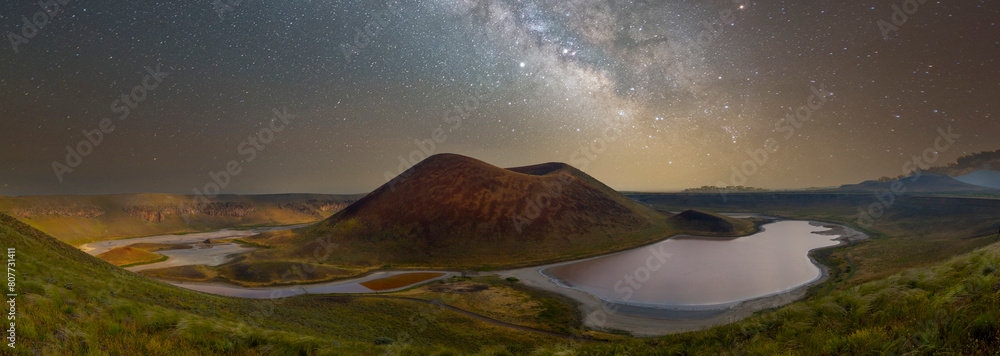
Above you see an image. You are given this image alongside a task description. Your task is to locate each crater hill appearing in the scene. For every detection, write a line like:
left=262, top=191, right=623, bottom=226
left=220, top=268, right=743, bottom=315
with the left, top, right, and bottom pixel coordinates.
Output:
left=329, top=154, right=661, bottom=240
left=216, top=154, right=672, bottom=281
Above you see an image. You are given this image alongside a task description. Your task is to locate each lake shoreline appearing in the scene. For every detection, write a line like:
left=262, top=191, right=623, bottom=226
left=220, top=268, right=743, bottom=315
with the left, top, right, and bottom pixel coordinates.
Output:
left=496, top=219, right=868, bottom=336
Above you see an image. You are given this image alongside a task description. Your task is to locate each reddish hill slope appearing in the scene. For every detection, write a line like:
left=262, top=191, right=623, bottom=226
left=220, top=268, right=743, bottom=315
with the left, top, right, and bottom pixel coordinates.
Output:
left=323, top=154, right=659, bottom=240
left=245, top=153, right=669, bottom=269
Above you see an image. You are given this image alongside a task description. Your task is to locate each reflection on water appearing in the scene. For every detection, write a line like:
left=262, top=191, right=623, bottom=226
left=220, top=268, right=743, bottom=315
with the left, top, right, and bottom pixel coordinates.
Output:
left=543, top=221, right=840, bottom=308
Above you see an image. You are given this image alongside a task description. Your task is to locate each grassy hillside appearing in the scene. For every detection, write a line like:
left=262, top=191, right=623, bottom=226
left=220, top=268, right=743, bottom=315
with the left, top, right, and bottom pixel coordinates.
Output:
left=0, top=193, right=361, bottom=245
left=1, top=213, right=570, bottom=354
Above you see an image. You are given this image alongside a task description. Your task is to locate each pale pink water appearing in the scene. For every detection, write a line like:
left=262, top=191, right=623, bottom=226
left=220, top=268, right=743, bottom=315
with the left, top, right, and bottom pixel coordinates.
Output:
left=543, top=221, right=841, bottom=307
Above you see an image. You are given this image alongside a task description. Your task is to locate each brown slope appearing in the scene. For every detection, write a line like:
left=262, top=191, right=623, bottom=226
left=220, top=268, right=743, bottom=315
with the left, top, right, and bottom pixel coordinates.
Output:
left=319, top=153, right=659, bottom=241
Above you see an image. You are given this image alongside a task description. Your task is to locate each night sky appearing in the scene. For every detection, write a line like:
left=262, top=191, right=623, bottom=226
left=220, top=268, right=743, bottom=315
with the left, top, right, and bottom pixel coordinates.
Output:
left=1, top=0, right=998, bottom=196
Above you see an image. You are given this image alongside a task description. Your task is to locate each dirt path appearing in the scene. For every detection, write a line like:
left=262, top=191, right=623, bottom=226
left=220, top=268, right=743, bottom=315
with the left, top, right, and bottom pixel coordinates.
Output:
left=345, top=295, right=600, bottom=342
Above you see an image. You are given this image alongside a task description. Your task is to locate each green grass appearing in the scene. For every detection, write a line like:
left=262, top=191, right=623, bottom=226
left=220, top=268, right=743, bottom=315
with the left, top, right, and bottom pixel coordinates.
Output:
left=398, top=275, right=588, bottom=337
left=226, top=238, right=271, bottom=249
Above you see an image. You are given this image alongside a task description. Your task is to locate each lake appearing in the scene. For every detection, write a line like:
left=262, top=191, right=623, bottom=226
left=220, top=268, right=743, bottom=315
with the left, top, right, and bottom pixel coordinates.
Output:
left=542, top=220, right=841, bottom=309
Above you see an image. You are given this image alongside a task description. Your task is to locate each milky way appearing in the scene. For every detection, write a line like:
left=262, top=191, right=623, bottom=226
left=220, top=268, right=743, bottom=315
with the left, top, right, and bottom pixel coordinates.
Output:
left=1, top=0, right=997, bottom=195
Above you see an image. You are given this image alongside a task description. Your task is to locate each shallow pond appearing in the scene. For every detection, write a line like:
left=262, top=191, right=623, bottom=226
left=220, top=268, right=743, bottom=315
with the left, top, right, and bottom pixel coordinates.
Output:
left=542, top=220, right=841, bottom=309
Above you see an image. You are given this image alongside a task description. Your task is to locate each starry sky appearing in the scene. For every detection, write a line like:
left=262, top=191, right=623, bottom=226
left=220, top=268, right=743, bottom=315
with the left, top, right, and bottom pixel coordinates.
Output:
left=1, top=0, right=998, bottom=196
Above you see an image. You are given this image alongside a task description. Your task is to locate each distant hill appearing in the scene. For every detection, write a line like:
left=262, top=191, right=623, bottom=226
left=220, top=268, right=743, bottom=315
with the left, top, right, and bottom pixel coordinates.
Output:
left=861, top=149, right=1000, bottom=185
left=927, top=149, right=1000, bottom=177
left=239, top=153, right=670, bottom=276
left=0, top=193, right=362, bottom=244
left=668, top=209, right=756, bottom=236
left=954, top=170, right=1000, bottom=189
left=683, top=186, right=769, bottom=193
left=833, top=173, right=999, bottom=193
